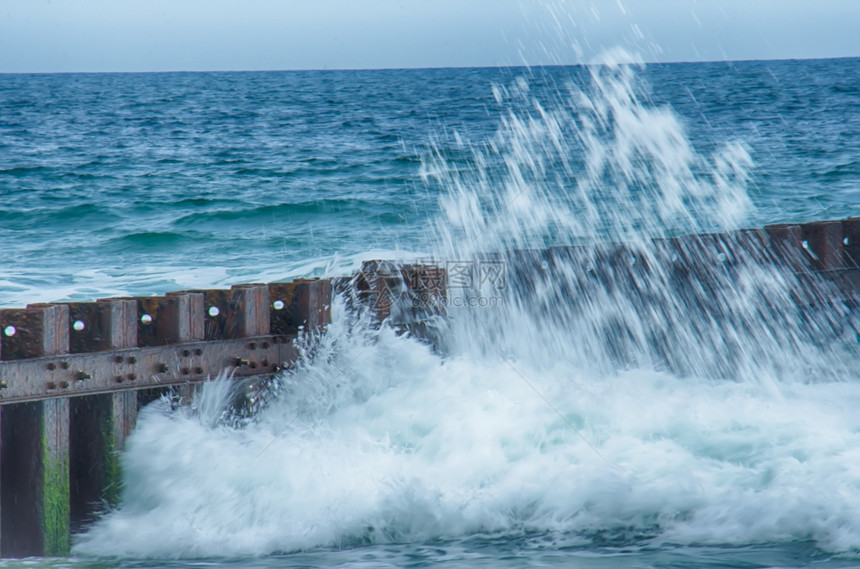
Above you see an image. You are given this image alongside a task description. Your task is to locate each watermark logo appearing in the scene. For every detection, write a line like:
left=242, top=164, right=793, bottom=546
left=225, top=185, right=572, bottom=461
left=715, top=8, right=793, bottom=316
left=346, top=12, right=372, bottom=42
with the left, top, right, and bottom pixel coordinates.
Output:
left=421, top=260, right=506, bottom=308
left=445, top=260, right=506, bottom=290
left=356, top=260, right=507, bottom=315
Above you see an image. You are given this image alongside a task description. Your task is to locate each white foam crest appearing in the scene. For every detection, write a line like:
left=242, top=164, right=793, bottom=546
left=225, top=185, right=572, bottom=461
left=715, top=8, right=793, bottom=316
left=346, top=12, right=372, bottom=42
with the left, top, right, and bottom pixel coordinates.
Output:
left=0, top=249, right=425, bottom=307
left=75, top=300, right=860, bottom=557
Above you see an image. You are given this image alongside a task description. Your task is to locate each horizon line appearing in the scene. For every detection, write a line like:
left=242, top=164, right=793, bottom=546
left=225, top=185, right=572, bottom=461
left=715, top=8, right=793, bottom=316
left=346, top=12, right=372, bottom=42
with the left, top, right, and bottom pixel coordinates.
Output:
left=1, top=55, right=858, bottom=76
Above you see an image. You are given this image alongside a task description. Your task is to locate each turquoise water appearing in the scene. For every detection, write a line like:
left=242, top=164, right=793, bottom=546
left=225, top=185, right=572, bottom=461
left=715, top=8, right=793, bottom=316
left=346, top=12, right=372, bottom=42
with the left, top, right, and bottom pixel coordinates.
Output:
left=1, top=59, right=858, bottom=304
left=1, top=58, right=859, bottom=568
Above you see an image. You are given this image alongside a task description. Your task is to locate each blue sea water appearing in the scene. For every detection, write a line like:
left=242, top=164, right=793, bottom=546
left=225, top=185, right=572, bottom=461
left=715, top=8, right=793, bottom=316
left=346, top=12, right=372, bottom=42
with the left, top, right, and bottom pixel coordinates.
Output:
left=1, top=59, right=858, bottom=305
left=0, top=58, right=859, bottom=568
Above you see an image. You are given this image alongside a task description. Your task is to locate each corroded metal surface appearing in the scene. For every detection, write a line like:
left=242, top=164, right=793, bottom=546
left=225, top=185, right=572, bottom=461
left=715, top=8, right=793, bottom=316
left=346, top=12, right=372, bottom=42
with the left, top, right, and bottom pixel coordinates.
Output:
left=0, top=335, right=297, bottom=405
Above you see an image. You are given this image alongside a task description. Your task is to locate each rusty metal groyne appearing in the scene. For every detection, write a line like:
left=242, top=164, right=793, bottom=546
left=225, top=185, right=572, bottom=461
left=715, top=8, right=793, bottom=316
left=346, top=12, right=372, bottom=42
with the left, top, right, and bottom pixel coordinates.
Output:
left=0, top=279, right=333, bottom=557
left=0, top=217, right=857, bottom=558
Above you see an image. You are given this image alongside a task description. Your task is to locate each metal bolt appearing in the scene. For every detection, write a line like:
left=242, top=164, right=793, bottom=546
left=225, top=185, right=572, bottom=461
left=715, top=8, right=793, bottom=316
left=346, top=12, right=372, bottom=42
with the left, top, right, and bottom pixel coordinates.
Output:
left=0, top=381, right=7, bottom=389
left=156, top=363, right=168, bottom=373
left=234, top=358, right=249, bottom=367
left=77, top=371, right=92, bottom=381
left=194, top=348, right=203, bottom=356
left=194, top=367, right=204, bottom=374
left=46, top=362, right=56, bottom=371
left=114, top=355, right=124, bottom=363
left=60, top=362, right=70, bottom=370
left=127, top=356, right=137, bottom=364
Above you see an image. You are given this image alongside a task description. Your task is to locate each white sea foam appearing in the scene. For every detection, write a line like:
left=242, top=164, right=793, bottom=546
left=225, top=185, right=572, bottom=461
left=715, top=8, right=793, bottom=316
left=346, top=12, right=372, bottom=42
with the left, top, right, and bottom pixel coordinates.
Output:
left=0, top=249, right=425, bottom=308
left=74, top=303, right=860, bottom=557
left=75, top=55, right=860, bottom=558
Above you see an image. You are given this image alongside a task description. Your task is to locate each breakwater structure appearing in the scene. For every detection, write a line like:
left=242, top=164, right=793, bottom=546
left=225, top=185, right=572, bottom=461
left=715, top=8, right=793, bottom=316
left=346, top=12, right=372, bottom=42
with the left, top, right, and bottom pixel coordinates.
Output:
left=0, top=217, right=857, bottom=558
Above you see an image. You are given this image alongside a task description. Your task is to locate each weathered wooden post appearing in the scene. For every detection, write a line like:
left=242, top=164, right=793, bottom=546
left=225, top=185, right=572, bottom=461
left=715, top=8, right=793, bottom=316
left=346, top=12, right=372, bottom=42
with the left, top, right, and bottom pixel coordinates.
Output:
left=135, top=292, right=204, bottom=405
left=764, top=223, right=809, bottom=270
left=269, top=279, right=330, bottom=335
left=136, top=292, right=204, bottom=347
left=842, top=218, right=859, bottom=268
left=802, top=220, right=844, bottom=272
left=198, top=285, right=269, bottom=341
left=66, top=298, right=138, bottom=533
left=0, top=303, right=71, bottom=557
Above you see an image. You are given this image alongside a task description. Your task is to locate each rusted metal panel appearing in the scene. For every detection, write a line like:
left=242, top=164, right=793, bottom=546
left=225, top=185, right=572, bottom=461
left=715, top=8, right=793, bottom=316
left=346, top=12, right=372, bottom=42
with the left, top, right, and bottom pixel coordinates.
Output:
left=764, top=223, right=811, bottom=271
left=1, top=402, right=42, bottom=556
left=165, top=291, right=204, bottom=343
left=231, top=284, right=271, bottom=337
left=0, top=335, right=297, bottom=405
left=299, top=278, right=332, bottom=332
left=353, top=261, right=411, bottom=323
left=345, top=263, right=445, bottom=338
left=723, top=228, right=772, bottom=265
left=68, top=297, right=140, bottom=534
left=137, top=292, right=204, bottom=346
left=802, top=220, right=844, bottom=271
left=41, top=398, right=70, bottom=556
left=0, top=304, right=70, bottom=361
left=112, top=391, right=137, bottom=444
left=174, top=383, right=195, bottom=405
left=102, top=298, right=139, bottom=349
left=200, top=289, right=233, bottom=340
left=65, top=302, right=103, bottom=354
left=671, top=233, right=739, bottom=268
left=817, top=268, right=860, bottom=296
left=65, top=299, right=138, bottom=354
left=0, top=405, right=2, bottom=553
left=268, top=282, right=299, bottom=334
left=843, top=217, right=860, bottom=268
left=332, top=276, right=351, bottom=296
left=0, top=399, right=70, bottom=557
left=269, top=279, right=332, bottom=334
left=200, top=286, right=271, bottom=340
left=70, top=395, right=111, bottom=533
left=401, top=264, right=446, bottom=308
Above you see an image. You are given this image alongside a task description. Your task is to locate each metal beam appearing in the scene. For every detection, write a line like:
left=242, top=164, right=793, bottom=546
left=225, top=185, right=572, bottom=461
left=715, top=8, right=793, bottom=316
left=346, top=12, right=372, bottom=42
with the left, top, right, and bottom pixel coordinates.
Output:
left=0, top=335, right=297, bottom=405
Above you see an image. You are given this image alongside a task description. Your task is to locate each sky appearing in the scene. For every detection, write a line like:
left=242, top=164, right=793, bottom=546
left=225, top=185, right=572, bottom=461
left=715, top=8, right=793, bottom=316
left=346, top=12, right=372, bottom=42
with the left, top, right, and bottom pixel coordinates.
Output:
left=0, top=0, right=859, bottom=73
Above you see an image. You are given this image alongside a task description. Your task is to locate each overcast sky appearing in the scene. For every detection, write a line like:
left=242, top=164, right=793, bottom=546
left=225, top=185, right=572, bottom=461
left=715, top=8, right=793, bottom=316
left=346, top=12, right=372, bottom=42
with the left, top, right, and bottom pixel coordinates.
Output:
left=1, top=0, right=858, bottom=73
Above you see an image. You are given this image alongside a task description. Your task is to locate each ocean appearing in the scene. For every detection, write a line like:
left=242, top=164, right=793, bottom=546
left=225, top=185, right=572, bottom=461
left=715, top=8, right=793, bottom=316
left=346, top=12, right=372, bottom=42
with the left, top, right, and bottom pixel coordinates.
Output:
left=1, top=56, right=859, bottom=567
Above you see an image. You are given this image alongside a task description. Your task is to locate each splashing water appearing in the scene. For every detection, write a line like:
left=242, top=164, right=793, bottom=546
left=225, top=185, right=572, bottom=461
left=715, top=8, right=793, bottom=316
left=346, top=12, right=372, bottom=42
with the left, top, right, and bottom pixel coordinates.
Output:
left=428, top=56, right=855, bottom=380
left=75, top=58, right=860, bottom=559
